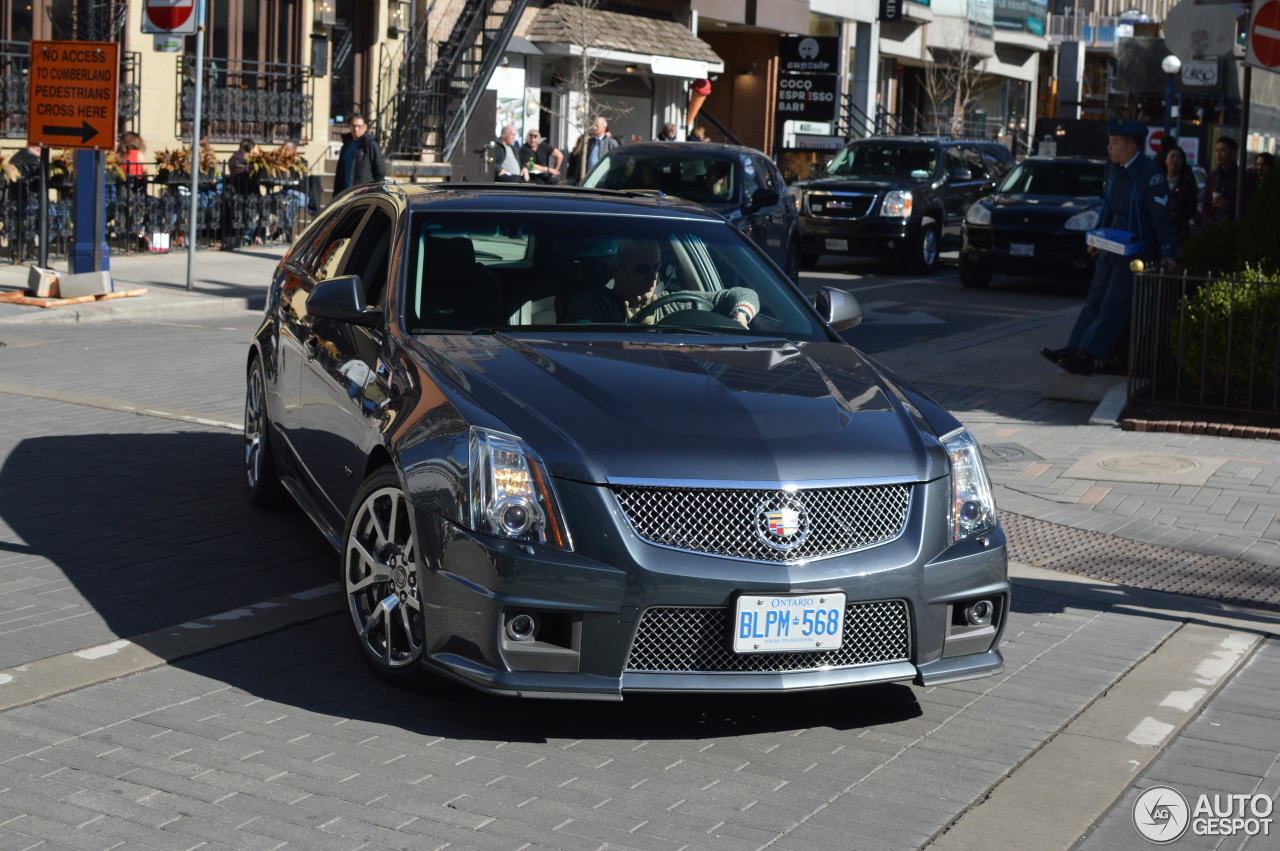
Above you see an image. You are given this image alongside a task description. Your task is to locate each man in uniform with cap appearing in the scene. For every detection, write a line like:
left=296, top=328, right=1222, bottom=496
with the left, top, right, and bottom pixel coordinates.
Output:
left=1041, top=118, right=1177, bottom=375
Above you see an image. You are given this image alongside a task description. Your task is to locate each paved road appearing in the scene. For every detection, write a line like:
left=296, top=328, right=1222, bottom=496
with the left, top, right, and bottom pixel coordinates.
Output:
left=0, top=263, right=1276, bottom=850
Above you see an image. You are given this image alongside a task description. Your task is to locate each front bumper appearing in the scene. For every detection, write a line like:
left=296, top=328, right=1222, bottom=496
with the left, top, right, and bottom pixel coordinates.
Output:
left=799, top=215, right=917, bottom=259
left=963, top=223, right=1094, bottom=278
left=413, top=477, right=1008, bottom=698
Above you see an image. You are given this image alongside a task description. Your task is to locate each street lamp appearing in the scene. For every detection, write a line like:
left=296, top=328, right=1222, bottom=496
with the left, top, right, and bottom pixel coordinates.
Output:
left=1161, top=54, right=1182, bottom=146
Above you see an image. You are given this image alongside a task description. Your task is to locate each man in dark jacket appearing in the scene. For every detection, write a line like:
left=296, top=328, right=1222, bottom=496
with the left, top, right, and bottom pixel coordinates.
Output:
left=567, top=116, right=621, bottom=183
left=334, top=114, right=387, bottom=195
left=1202, top=136, right=1257, bottom=224
left=1041, top=119, right=1177, bottom=375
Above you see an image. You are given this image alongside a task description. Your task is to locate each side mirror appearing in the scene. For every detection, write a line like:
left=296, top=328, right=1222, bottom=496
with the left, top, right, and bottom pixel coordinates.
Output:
left=749, top=188, right=781, bottom=210
left=814, top=285, right=862, bottom=330
left=306, top=275, right=383, bottom=328
left=949, top=168, right=973, bottom=182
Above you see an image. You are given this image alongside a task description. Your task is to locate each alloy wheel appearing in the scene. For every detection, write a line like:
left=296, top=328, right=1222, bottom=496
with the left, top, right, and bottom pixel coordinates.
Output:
left=344, top=485, right=424, bottom=669
left=921, top=227, right=939, bottom=269
left=244, top=364, right=266, bottom=489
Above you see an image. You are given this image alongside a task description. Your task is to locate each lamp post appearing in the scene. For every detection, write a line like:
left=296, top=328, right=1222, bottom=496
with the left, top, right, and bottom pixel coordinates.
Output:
left=1161, top=54, right=1182, bottom=148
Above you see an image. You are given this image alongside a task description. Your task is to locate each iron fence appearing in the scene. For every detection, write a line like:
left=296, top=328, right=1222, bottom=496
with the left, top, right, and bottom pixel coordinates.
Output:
left=1, top=164, right=316, bottom=264
left=0, top=42, right=140, bottom=139
left=1129, top=270, right=1280, bottom=414
left=178, top=57, right=314, bottom=144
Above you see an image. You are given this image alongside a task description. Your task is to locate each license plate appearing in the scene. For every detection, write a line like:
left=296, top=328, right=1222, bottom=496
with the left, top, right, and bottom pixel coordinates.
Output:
left=1010, top=243, right=1035, bottom=257
left=732, top=593, right=846, bottom=654
left=824, top=238, right=849, bottom=252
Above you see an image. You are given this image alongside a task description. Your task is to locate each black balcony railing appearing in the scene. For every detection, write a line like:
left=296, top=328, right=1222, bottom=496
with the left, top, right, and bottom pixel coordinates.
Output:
left=0, top=42, right=140, bottom=139
left=1129, top=270, right=1280, bottom=415
left=1, top=164, right=317, bottom=264
left=178, top=58, right=315, bottom=144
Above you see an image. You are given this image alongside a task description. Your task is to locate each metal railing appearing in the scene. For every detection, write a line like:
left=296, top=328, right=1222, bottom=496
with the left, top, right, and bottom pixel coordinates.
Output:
left=0, top=42, right=139, bottom=139
left=178, top=57, right=315, bottom=144
left=1047, top=14, right=1122, bottom=47
left=1129, top=270, right=1280, bottom=414
left=1, top=163, right=316, bottom=264
left=695, top=111, right=744, bottom=147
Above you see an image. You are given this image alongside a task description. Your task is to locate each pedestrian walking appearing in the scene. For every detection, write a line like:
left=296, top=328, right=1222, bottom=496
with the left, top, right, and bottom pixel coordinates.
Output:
left=567, top=116, right=620, bottom=183
left=1160, top=146, right=1197, bottom=246
left=493, top=125, right=527, bottom=183
left=333, top=114, right=387, bottom=196
left=1202, top=137, right=1257, bottom=224
left=1041, top=119, right=1178, bottom=376
left=519, top=129, right=563, bottom=184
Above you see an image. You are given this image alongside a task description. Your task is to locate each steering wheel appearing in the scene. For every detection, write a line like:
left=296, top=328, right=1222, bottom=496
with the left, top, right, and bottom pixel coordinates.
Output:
left=628, top=291, right=717, bottom=324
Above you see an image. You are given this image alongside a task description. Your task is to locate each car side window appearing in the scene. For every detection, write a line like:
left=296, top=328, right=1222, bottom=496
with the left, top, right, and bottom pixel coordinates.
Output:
left=980, top=149, right=1007, bottom=180
left=343, top=208, right=395, bottom=307
left=740, top=156, right=761, bottom=200
left=754, top=156, right=780, bottom=191
left=945, top=147, right=965, bottom=176
left=962, top=148, right=989, bottom=180
left=307, top=206, right=367, bottom=282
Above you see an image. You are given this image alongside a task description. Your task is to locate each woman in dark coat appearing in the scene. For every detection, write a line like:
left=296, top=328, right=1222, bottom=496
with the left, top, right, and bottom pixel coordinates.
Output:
left=1161, top=146, right=1198, bottom=248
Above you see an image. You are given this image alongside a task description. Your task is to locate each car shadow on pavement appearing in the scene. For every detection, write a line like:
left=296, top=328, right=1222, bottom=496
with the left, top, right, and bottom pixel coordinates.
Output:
left=0, top=431, right=332, bottom=653
left=0, top=431, right=926, bottom=738
left=1012, top=575, right=1280, bottom=633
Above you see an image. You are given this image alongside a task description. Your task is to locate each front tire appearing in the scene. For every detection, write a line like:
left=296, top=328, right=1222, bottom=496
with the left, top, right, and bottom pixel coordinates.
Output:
left=911, top=220, right=941, bottom=274
left=342, top=467, right=428, bottom=686
left=959, top=255, right=993, bottom=288
left=244, top=358, right=287, bottom=508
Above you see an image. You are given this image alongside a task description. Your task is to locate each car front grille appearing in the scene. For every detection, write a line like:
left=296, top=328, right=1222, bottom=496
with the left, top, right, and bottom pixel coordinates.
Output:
left=807, top=192, right=876, bottom=219
left=611, top=483, right=912, bottom=562
left=625, top=600, right=912, bottom=673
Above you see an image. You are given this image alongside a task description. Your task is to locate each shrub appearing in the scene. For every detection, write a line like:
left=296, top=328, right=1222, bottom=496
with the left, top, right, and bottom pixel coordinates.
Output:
left=1172, top=266, right=1280, bottom=407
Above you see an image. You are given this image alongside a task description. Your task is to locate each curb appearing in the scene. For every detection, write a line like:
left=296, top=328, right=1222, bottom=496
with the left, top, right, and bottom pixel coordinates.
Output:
left=1121, top=417, right=1280, bottom=440
left=0, top=292, right=256, bottom=325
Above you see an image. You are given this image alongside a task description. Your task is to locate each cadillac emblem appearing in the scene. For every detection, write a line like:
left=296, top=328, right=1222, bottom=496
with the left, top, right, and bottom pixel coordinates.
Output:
left=756, top=497, right=811, bottom=552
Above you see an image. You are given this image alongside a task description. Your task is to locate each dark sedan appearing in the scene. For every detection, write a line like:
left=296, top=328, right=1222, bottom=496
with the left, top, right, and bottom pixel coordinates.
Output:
left=244, top=183, right=1008, bottom=699
left=959, top=157, right=1106, bottom=288
left=581, top=142, right=801, bottom=281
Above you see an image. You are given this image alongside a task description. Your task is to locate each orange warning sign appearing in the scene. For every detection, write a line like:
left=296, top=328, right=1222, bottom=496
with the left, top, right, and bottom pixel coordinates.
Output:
left=27, top=40, right=119, bottom=150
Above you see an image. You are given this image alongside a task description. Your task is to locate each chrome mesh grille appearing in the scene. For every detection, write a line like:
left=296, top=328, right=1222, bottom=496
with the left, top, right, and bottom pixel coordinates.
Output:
left=808, top=192, right=875, bottom=219
left=625, top=600, right=911, bottom=673
left=611, top=484, right=911, bottom=562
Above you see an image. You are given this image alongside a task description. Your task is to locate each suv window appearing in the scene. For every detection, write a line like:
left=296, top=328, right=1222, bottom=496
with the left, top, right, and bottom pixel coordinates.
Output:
left=962, top=147, right=989, bottom=180
left=584, top=154, right=736, bottom=204
left=827, top=142, right=938, bottom=180
left=753, top=155, right=780, bottom=191
left=944, top=147, right=965, bottom=175
left=740, top=155, right=762, bottom=199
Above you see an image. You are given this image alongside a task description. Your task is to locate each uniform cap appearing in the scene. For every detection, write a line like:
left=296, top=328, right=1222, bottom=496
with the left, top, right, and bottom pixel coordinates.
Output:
left=1106, top=118, right=1148, bottom=143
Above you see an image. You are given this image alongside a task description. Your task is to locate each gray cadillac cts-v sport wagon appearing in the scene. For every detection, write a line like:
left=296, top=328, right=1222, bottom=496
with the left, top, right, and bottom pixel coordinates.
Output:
left=244, top=182, right=1008, bottom=699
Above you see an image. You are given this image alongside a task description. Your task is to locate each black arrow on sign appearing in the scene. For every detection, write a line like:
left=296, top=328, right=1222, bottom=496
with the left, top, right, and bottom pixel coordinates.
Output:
left=40, top=121, right=98, bottom=144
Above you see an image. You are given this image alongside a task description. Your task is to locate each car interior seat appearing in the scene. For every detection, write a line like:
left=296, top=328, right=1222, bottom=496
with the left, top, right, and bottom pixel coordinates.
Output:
left=419, top=236, right=505, bottom=329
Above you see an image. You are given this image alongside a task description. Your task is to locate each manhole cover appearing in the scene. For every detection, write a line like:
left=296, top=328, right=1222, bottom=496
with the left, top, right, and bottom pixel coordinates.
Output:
left=982, top=444, right=1043, bottom=465
left=1096, top=454, right=1198, bottom=475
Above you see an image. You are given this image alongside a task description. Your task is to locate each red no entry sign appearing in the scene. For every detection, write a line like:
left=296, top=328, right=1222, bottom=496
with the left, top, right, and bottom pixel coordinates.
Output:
left=1248, top=0, right=1280, bottom=71
left=141, top=0, right=197, bottom=34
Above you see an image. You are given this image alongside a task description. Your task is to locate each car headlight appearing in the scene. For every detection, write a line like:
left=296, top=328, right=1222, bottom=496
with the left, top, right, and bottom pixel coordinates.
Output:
left=942, top=428, right=996, bottom=543
left=1063, top=209, right=1100, bottom=231
left=965, top=202, right=992, bottom=225
left=793, top=192, right=803, bottom=212
left=880, top=190, right=912, bottom=218
left=468, top=426, right=571, bottom=550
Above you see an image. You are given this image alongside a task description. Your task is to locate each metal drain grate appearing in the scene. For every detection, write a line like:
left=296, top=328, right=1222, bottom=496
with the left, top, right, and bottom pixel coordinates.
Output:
left=1000, top=510, right=1280, bottom=611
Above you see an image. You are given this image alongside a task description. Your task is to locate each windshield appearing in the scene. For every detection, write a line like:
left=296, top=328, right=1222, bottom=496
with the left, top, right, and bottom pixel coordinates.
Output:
left=405, top=213, right=826, bottom=340
left=583, top=155, right=738, bottom=204
left=827, top=143, right=937, bottom=180
left=997, top=161, right=1105, bottom=198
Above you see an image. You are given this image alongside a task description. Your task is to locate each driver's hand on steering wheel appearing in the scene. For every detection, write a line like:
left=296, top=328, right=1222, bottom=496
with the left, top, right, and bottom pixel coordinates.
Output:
left=623, top=289, right=658, bottom=324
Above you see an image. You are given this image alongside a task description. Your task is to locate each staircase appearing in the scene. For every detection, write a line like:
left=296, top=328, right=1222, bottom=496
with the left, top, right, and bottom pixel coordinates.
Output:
left=379, top=0, right=527, bottom=163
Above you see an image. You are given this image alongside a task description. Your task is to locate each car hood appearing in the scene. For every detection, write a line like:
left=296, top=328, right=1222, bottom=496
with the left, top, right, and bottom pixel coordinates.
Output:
left=989, top=194, right=1102, bottom=217
left=802, top=175, right=924, bottom=194
left=410, top=335, right=947, bottom=485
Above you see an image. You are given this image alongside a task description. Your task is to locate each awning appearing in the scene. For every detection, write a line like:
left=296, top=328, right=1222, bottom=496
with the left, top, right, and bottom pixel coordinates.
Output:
left=504, top=35, right=543, bottom=56
left=528, top=3, right=723, bottom=76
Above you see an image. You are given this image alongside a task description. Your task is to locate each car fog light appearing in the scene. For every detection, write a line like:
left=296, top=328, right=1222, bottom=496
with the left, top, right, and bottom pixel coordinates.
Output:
left=505, top=612, right=538, bottom=641
left=964, top=599, right=994, bottom=626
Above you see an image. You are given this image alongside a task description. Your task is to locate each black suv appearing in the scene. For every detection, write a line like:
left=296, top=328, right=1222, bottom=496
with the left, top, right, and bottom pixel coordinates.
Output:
left=795, top=137, right=1014, bottom=273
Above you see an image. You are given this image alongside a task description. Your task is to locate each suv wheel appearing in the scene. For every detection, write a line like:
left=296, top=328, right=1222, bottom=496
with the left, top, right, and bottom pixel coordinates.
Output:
left=959, top=255, right=993, bottom=289
left=912, top=220, right=941, bottom=274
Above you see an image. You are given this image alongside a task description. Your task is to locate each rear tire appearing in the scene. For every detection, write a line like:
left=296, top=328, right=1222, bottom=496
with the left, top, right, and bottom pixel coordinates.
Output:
left=959, top=256, right=993, bottom=289
left=244, top=358, right=287, bottom=509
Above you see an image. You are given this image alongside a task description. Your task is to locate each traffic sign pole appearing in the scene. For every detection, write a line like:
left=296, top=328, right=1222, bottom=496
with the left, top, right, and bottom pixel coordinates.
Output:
left=1237, top=63, right=1253, bottom=221
left=38, top=147, right=48, bottom=270
left=186, top=0, right=206, bottom=292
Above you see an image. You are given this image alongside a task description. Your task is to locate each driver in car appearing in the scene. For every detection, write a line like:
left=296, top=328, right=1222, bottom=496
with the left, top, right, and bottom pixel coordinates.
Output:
left=565, top=239, right=759, bottom=328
